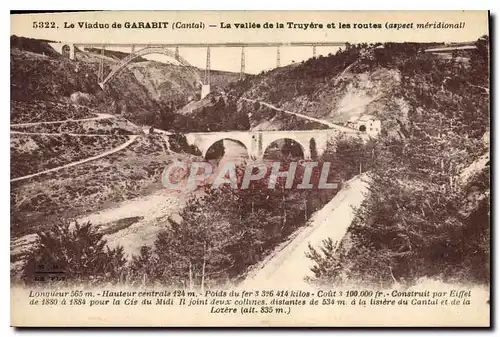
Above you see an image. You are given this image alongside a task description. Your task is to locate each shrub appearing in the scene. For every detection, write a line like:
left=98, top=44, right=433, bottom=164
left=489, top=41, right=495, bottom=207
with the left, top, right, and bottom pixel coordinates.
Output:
left=168, top=133, right=202, bottom=156
left=22, top=221, right=127, bottom=285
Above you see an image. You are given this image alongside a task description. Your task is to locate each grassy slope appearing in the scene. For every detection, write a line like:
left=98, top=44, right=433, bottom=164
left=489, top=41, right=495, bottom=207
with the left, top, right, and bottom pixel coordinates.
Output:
left=10, top=40, right=197, bottom=238
left=305, top=39, right=490, bottom=286
left=238, top=61, right=401, bottom=123
left=173, top=45, right=409, bottom=133
left=82, top=48, right=240, bottom=109
left=10, top=133, right=195, bottom=238
left=11, top=47, right=157, bottom=123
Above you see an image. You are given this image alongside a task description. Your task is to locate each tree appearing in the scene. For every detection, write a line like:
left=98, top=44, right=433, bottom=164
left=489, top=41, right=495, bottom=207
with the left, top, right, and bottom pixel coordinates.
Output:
left=22, top=221, right=126, bottom=285
left=306, top=39, right=490, bottom=287
left=205, top=140, right=225, bottom=160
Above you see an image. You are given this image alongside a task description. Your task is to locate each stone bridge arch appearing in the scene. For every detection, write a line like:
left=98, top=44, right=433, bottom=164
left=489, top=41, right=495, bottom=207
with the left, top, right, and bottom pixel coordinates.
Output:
left=261, top=136, right=310, bottom=160
left=185, top=132, right=253, bottom=160
left=259, top=131, right=331, bottom=160
left=203, top=138, right=250, bottom=160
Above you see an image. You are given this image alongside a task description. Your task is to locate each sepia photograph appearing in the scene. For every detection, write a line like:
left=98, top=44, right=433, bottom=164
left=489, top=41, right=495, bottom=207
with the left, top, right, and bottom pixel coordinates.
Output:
left=9, top=10, right=491, bottom=327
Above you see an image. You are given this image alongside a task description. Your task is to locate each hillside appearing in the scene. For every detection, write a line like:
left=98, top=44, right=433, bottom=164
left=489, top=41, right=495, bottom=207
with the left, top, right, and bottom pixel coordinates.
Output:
left=11, top=46, right=157, bottom=125
left=238, top=56, right=393, bottom=131
left=10, top=38, right=203, bottom=271
left=10, top=35, right=60, bottom=58
left=304, top=37, right=490, bottom=287
left=128, top=60, right=239, bottom=105
left=151, top=41, right=485, bottom=134
left=229, top=47, right=405, bottom=124
left=81, top=47, right=240, bottom=108
left=190, top=40, right=487, bottom=139
left=169, top=44, right=413, bottom=133
left=11, top=36, right=240, bottom=127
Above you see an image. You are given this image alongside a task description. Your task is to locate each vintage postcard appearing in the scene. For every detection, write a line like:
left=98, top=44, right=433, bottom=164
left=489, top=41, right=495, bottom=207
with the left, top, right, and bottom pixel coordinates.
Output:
left=10, top=10, right=490, bottom=327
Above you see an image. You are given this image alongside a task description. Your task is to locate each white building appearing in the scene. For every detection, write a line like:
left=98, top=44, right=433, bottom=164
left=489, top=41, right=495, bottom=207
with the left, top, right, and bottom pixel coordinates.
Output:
left=346, top=114, right=381, bottom=137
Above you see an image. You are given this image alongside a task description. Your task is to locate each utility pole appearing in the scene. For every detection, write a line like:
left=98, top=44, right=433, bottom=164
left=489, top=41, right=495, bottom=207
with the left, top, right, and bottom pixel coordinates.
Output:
left=98, top=45, right=105, bottom=84
left=313, top=45, right=317, bottom=58
left=205, top=47, right=211, bottom=86
left=276, top=46, right=280, bottom=68
left=240, top=46, right=245, bottom=80
left=175, top=46, right=180, bottom=61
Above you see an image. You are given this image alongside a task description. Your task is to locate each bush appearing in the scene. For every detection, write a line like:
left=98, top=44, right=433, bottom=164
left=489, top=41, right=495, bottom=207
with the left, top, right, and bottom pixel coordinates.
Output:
left=22, top=221, right=127, bottom=285
left=306, top=38, right=490, bottom=287
left=168, top=133, right=202, bottom=156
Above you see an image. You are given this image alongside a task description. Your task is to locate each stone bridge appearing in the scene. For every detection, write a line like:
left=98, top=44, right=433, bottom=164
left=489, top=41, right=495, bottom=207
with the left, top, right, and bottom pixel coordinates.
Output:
left=185, top=129, right=364, bottom=160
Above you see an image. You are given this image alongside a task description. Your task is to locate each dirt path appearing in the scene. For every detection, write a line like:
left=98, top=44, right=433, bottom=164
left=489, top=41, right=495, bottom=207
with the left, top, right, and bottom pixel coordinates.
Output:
left=10, top=113, right=115, bottom=127
left=142, top=126, right=172, bottom=136
left=239, top=97, right=360, bottom=134
left=10, top=188, right=188, bottom=274
left=79, top=190, right=188, bottom=258
left=240, top=97, right=336, bottom=128
left=239, top=174, right=369, bottom=289
left=11, top=131, right=125, bottom=137
left=10, top=135, right=138, bottom=183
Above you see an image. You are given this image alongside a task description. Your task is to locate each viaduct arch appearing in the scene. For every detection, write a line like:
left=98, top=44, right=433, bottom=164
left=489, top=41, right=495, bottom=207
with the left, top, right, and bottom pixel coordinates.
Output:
left=98, top=46, right=203, bottom=89
left=262, top=138, right=306, bottom=160
left=204, top=138, right=250, bottom=160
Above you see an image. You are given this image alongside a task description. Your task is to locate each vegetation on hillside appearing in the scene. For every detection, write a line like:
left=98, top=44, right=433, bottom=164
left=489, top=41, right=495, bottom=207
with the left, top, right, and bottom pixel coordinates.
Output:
left=11, top=134, right=129, bottom=179
left=11, top=116, right=140, bottom=135
left=127, top=60, right=240, bottom=106
left=10, top=134, right=186, bottom=238
left=11, top=35, right=60, bottom=57
left=306, top=37, right=490, bottom=287
left=22, top=221, right=127, bottom=285
left=153, top=95, right=250, bottom=133
left=19, top=138, right=373, bottom=286
left=11, top=36, right=240, bottom=130
left=224, top=42, right=437, bottom=133
left=11, top=100, right=95, bottom=124
left=11, top=47, right=157, bottom=123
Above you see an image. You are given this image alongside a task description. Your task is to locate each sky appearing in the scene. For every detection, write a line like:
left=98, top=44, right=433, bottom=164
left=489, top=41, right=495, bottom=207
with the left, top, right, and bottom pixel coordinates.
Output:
left=101, top=45, right=343, bottom=74
left=11, top=11, right=488, bottom=74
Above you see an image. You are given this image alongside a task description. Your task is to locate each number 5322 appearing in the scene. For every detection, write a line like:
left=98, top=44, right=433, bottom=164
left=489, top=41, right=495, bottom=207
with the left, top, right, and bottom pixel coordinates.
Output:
left=33, top=22, right=57, bottom=28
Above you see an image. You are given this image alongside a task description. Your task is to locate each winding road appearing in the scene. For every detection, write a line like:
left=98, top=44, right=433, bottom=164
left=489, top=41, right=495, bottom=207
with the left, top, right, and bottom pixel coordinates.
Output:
left=240, top=97, right=336, bottom=128
left=11, top=131, right=127, bottom=137
left=240, top=174, right=369, bottom=289
left=11, top=135, right=138, bottom=183
left=238, top=96, right=361, bottom=134
left=10, top=113, right=115, bottom=127
left=10, top=111, right=179, bottom=183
